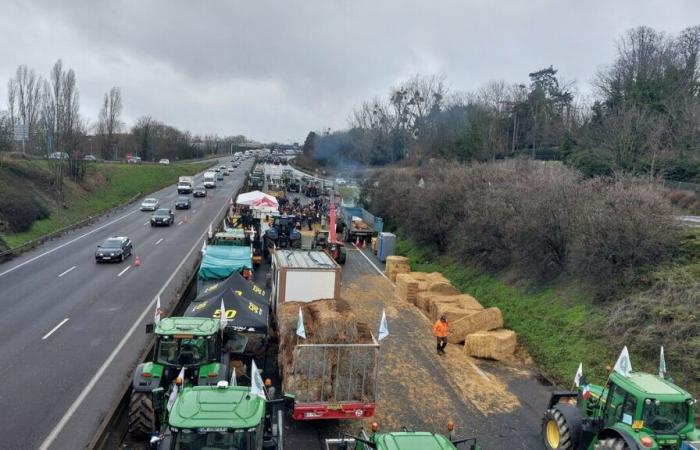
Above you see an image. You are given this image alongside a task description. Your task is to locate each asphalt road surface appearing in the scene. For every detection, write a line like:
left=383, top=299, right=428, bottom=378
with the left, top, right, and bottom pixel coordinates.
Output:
left=0, top=157, right=253, bottom=450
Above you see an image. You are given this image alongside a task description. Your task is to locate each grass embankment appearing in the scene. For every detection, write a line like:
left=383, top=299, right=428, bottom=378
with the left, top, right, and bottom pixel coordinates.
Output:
left=397, top=232, right=700, bottom=396
left=1, top=160, right=211, bottom=249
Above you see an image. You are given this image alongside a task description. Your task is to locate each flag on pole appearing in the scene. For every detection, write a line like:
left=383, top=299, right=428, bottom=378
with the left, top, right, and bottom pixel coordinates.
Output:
left=154, top=295, right=162, bottom=325
left=230, top=368, right=237, bottom=386
left=659, top=346, right=666, bottom=379
left=613, top=346, right=633, bottom=377
left=201, top=240, right=207, bottom=254
left=574, top=362, right=583, bottom=387
left=208, top=223, right=213, bottom=239
left=250, top=360, right=265, bottom=399
left=296, top=308, right=306, bottom=339
left=167, top=367, right=186, bottom=411
left=378, top=309, right=389, bottom=341
left=219, top=299, right=228, bottom=330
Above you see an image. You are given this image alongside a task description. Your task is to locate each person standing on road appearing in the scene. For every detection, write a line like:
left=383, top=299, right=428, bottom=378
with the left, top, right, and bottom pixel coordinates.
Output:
left=433, top=316, right=449, bottom=355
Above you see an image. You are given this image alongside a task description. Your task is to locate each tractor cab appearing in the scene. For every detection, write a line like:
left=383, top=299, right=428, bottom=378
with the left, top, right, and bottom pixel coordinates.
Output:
left=264, top=215, right=301, bottom=254
left=325, top=424, right=481, bottom=450
left=543, top=370, right=700, bottom=450
left=313, top=230, right=347, bottom=265
left=128, top=318, right=228, bottom=437
left=155, top=384, right=284, bottom=450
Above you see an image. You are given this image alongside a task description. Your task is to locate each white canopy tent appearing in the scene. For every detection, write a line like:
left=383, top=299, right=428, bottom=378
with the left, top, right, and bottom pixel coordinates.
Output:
left=236, top=190, right=279, bottom=207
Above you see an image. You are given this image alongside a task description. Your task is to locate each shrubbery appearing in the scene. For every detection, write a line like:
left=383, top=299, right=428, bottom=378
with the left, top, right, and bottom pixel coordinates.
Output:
left=365, top=159, right=676, bottom=291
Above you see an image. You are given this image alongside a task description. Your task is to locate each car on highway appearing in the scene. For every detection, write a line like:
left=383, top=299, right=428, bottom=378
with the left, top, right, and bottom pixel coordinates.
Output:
left=193, top=185, right=207, bottom=197
left=95, top=236, right=133, bottom=263
left=175, top=196, right=191, bottom=209
left=335, top=177, right=347, bottom=185
left=127, top=156, right=142, bottom=164
left=49, top=151, right=69, bottom=160
left=219, top=165, right=226, bottom=171
left=151, top=208, right=175, bottom=226
left=233, top=161, right=240, bottom=168
left=140, top=198, right=159, bottom=211
left=222, top=168, right=229, bottom=176
left=216, top=172, right=224, bottom=181
left=159, top=158, right=170, bottom=165
left=83, top=154, right=97, bottom=161
left=214, top=167, right=220, bottom=172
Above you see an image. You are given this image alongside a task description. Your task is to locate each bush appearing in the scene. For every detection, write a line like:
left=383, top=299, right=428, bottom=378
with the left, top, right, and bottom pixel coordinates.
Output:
left=0, top=191, right=50, bottom=233
left=366, top=159, right=675, bottom=289
left=568, top=149, right=616, bottom=178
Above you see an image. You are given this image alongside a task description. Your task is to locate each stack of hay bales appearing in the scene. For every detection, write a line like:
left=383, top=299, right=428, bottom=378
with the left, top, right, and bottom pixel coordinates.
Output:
left=385, top=256, right=410, bottom=282
left=393, top=267, right=517, bottom=361
left=277, top=299, right=376, bottom=403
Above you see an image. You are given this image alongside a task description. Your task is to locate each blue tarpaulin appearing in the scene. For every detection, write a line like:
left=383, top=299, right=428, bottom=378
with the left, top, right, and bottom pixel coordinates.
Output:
left=198, top=245, right=253, bottom=281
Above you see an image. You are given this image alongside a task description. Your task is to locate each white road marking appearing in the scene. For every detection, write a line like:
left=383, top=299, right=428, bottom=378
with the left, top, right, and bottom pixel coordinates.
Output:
left=42, top=318, right=69, bottom=340
left=143, top=221, right=150, bottom=226
left=117, top=266, right=131, bottom=277
left=352, top=244, right=393, bottom=284
left=155, top=238, right=164, bottom=246
left=57, top=265, right=77, bottom=278
left=177, top=221, right=183, bottom=226
left=0, top=209, right=139, bottom=278
left=468, top=360, right=491, bottom=381
left=38, top=182, right=238, bottom=450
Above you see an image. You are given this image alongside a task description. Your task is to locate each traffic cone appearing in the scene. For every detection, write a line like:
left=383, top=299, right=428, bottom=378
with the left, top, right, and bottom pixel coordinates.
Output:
left=355, top=236, right=360, bottom=247
left=362, top=239, right=366, bottom=249
left=183, top=214, right=188, bottom=223
left=134, top=255, right=141, bottom=267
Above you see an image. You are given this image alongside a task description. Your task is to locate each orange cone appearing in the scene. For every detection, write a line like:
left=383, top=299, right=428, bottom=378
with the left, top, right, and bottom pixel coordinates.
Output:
left=362, top=239, right=366, bottom=249
left=183, top=215, right=188, bottom=223
left=134, top=255, right=141, bottom=267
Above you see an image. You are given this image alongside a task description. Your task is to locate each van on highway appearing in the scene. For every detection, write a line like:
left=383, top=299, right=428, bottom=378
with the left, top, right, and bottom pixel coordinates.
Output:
left=203, top=171, right=217, bottom=188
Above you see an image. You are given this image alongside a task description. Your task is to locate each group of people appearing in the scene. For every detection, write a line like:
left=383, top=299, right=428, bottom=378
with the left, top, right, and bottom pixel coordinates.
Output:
left=278, top=197, right=336, bottom=232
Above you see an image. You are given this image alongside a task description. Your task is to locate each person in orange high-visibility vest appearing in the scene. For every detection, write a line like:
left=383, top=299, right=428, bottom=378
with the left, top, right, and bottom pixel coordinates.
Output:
left=433, top=315, right=449, bottom=355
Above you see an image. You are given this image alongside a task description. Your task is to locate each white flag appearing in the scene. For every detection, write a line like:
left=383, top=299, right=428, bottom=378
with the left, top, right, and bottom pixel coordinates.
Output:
left=250, top=360, right=266, bottom=399
left=378, top=309, right=389, bottom=341
left=296, top=308, right=306, bottom=339
left=154, top=295, right=162, bottom=325
left=574, top=362, right=583, bottom=387
left=230, top=368, right=237, bottom=386
left=201, top=240, right=207, bottom=254
left=613, top=346, right=633, bottom=377
left=208, top=223, right=213, bottom=239
left=659, top=346, right=666, bottom=378
left=167, top=367, right=186, bottom=411
left=219, top=299, right=228, bottom=330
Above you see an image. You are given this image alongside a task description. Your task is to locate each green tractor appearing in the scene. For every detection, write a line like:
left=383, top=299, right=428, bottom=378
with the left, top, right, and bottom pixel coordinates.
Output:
left=152, top=383, right=286, bottom=450
left=325, top=424, right=481, bottom=450
left=542, top=370, right=700, bottom=450
left=128, top=317, right=229, bottom=437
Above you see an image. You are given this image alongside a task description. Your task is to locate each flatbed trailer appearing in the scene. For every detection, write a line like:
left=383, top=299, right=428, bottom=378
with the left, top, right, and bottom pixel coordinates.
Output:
left=340, top=206, right=383, bottom=243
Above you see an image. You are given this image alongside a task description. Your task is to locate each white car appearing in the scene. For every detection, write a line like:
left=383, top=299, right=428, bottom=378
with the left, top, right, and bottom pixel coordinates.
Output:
left=335, top=178, right=347, bottom=185
left=140, top=198, right=159, bottom=211
left=159, top=159, right=170, bottom=165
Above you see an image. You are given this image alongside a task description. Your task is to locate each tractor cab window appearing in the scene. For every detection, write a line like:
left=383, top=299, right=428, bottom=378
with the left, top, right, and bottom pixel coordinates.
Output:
left=642, top=401, right=689, bottom=434
left=604, top=383, right=628, bottom=427
left=174, top=429, right=255, bottom=450
left=156, top=336, right=213, bottom=366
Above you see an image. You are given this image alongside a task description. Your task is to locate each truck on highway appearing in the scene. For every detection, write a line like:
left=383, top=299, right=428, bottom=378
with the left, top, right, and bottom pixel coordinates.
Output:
left=177, top=176, right=194, bottom=194
left=203, top=171, right=217, bottom=188
left=340, top=206, right=383, bottom=244
left=271, top=250, right=379, bottom=421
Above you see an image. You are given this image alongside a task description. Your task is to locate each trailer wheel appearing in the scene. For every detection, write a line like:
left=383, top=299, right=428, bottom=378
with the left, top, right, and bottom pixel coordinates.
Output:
left=128, top=391, right=156, bottom=437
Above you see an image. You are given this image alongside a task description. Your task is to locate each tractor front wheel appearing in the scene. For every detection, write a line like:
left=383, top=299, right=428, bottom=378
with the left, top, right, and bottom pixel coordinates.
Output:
left=128, top=391, right=157, bottom=437
left=542, top=409, right=573, bottom=450
left=594, top=438, right=629, bottom=450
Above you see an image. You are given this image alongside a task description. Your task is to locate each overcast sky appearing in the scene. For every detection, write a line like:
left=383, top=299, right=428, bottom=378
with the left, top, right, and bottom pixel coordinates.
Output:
left=1, top=0, right=698, bottom=143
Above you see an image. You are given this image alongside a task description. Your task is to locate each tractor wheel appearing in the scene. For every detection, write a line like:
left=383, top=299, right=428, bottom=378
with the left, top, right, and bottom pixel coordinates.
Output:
left=594, top=438, right=629, bottom=450
left=128, top=391, right=157, bottom=437
left=542, top=408, right=573, bottom=450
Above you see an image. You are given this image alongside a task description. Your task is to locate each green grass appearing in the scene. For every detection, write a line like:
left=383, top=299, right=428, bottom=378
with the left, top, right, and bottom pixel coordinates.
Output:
left=395, top=237, right=614, bottom=386
left=3, top=161, right=212, bottom=248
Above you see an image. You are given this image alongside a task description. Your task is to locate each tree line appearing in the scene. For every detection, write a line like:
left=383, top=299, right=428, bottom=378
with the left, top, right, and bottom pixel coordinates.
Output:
left=304, top=26, right=700, bottom=182
left=0, top=60, right=249, bottom=162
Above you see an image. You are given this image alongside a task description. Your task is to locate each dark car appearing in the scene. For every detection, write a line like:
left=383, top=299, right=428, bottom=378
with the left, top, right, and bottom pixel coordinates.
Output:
left=151, top=208, right=175, bottom=226
left=216, top=173, right=224, bottom=181
left=175, top=196, right=191, bottom=209
left=95, top=236, right=132, bottom=263
left=193, top=185, right=207, bottom=197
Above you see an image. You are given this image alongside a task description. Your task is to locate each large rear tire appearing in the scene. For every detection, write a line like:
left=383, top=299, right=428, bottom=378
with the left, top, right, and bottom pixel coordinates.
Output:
left=128, top=391, right=156, bottom=437
left=594, top=438, right=629, bottom=450
left=542, top=408, right=573, bottom=450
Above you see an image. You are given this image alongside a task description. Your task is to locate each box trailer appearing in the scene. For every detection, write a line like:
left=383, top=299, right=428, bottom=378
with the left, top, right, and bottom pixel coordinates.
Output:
left=271, top=250, right=340, bottom=315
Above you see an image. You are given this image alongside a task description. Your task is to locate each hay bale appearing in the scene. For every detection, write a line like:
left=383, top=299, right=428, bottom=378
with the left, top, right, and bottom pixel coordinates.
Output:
left=426, top=272, right=450, bottom=284
left=447, top=307, right=503, bottom=344
left=463, top=329, right=516, bottom=361
left=427, top=281, right=459, bottom=296
left=386, top=256, right=410, bottom=282
left=435, top=304, right=475, bottom=323
left=428, top=294, right=483, bottom=321
left=415, top=291, right=435, bottom=312
left=395, top=273, right=420, bottom=304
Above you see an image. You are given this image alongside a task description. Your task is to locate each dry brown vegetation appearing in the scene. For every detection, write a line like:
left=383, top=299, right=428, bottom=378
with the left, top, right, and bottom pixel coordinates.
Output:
left=365, top=159, right=677, bottom=292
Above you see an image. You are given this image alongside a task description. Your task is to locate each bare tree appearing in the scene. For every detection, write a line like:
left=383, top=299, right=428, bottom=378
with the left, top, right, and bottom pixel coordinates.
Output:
left=8, top=65, right=43, bottom=154
left=96, top=86, right=123, bottom=159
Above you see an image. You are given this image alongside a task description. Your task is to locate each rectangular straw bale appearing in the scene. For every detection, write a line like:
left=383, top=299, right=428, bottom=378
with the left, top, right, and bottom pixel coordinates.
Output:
left=415, top=291, right=435, bottom=312
left=426, top=281, right=459, bottom=296
left=463, top=329, right=516, bottom=361
left=386, top=256, right=411, bottom=282
left=395, top=273, right=419, bottom=304
left=435, top=304, right=476, bottom=323
left=447, top=307, right=504, bottom=344
left=426, top=272, right=450, bottom=284
left=428, top=294, right=484, bottom=321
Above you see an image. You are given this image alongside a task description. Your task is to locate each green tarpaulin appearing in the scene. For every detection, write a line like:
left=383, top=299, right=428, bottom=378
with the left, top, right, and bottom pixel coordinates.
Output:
left=198, top=245, right=252, bottom=281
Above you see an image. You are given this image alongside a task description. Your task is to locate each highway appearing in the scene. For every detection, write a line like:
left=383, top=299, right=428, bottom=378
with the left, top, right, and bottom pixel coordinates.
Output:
left=0, top=157, right=253, bottom=450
